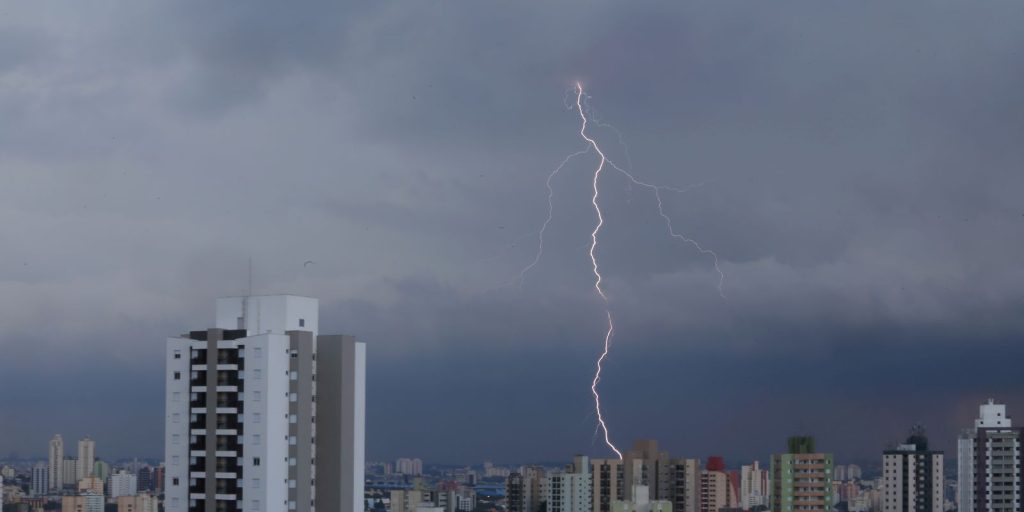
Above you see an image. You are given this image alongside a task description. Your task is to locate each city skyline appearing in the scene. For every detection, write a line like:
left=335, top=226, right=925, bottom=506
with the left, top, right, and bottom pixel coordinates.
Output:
left=2, top=0, right=1024, bottom=467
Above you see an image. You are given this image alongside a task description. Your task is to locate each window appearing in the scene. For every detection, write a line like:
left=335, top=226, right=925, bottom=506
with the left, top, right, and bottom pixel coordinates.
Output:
left=172, top=477, right=179, bottom=486
left=174, top=349, right=181, bottom=359
left=299, top=318, right=305, bottom=327
left=172, top=434, right=181, bottom=444
left=253, top=457, right=261, bottom=466
left=173, top=371, right=181, bottom=380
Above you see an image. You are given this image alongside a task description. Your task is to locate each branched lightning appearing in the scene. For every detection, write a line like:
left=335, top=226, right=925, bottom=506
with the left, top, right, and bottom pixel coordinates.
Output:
left=518, top=82, right=725, bottom=460
left=518, top=147, right=590, bottom=288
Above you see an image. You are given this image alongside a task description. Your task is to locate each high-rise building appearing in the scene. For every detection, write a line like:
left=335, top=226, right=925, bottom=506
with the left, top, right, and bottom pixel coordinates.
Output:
left=834, top=466, right=847, bottom=483
left=593, top=442, right=697, bottom=512
left=63, top=459, right=77, bottom=489
left=700, top=457, right=736, bottom=512
left=612, top=483, right=673, bottom=512
left=509, top=468, right=547, bottom=512
left=76, top=439, right=95, bottom=481
left=137, top=467, right=152, bottom=493
left=668, top=459, right=698, bottom=512
left=882, top=427, right=942, bottom=512
left=49, top=435, right=65, bottom=491
left=32, top=463, right=49, bottom=497
left=592, top=458, right=624, bottom=512
left=93, top=461, right=110, bottom=483
left=62, top=493, right=104, bottom=512
left=846, top=466, right=861, bottom=481
left=110, top=470, right=138, bottom=498
left=957, top=399, right=1022, bottom=512
left=117, top=493, right=159, bottom=512
left=740, top=461, right=769, bottom=509
left=544, top=456, right=593, bottom=512
left=164, top=295, right=366, bottom=512
left=770, top=437, right=834, bottom=512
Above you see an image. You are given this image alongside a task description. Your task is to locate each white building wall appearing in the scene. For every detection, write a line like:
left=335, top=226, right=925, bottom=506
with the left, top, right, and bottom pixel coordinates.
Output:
left=216, top=296, right=319, bottom=337
left=110, top=472, right=138, bottom=498
left=263, top=334, right=291, bottom=512
left=164, top=337, right=197, bottom=512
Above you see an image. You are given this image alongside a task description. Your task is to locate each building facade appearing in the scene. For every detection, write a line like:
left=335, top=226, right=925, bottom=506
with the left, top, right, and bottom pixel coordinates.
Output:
left=164, top=295, right=365, bottom=512
left=882, top=428, right=943, bottom=512
left=49, top=435, right=64, bottom=492
left=32, top=463, right=49, bottom=497
left=77, top=438, right=95, bottom=482
left=740, top=461, right=769, bottom=509
left=770, top=437, right=834, bottom=512
left=957, top=399, right=1022, bottom=512
left=545, top=456, right=593, bottom=512
left=110, top=470, right=139, bottom=498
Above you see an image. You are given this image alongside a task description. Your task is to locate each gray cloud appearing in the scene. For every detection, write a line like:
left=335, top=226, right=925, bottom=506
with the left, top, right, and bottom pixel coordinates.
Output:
left=1, top=0, right=1023, bottom=463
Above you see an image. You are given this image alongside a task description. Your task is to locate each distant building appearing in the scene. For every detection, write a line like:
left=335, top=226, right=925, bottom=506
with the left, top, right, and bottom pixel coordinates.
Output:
left=62, top=459, right=77, bottom=490
left=136, top=467, right=152, bottom=493
left=76, top=439, right=95, bottom=482
left=612, top=483, right=672, bottom=512
left=593, top=441, right=698, bottom=512
left=93, top=460, right=110, bottom=483
left=397, top=458, right=424, bottom=476
left=882, top=427, right=943, bottom=512
left=847, top=466, right=861, bottom=481
left=700, top=457, right=736, bottom=512
left=31, top=463, right=49, bottom=497
left=834, top=466, right=847, bottom=482
left=62, top=493, right=104, bottom=512
left=957, top=399, right=1022, bottom=512
left=116, top=493, right=159, bottom=512
left=77, top=476, right=103, bottom=496
left=770, top=436, right=834, bottom=512
left=49, top=435, right=65, bottom=491
left=545, top=456, right=593, bottom=512
left=109, top=470, right=138, bottom=498
left=740, top=461, right=769, bottom=509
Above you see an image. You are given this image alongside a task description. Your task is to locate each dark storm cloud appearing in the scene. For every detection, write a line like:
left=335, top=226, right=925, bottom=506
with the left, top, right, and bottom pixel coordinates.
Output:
left=1, top=0, right=1023, bottom=462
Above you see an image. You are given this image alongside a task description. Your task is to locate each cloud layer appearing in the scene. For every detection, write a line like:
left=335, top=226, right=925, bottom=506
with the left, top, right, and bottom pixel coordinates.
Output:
left=1, top=0, right=1023, bottom=464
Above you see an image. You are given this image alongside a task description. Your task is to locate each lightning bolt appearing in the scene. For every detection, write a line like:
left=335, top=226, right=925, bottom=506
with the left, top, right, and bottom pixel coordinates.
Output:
left=518, top=82, right=725, bottom=460
left=573, top=81, right=623, bottom=459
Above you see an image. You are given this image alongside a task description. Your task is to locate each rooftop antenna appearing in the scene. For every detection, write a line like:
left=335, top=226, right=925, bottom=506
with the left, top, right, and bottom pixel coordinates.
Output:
left=248, top=257, right=253, bottom=297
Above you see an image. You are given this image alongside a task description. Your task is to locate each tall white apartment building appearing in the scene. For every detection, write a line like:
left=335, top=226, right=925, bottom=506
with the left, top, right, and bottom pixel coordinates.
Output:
left=78, top=438, right=96, bottom=481
left=957, top=400, right=1022, bottom=512
left=544, top=456, right=593, bottom=512
left=164, top=295, right=366, bottom=512
left=49, top=435, right=64, bottom=491
left=882, top=428, right=942, bottom=512
left=740, top=461, right=769, bottom=509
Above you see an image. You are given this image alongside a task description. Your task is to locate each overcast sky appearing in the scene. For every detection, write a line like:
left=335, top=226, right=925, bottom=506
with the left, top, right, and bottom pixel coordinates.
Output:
left=2, top=1, right=1023, bottom=466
